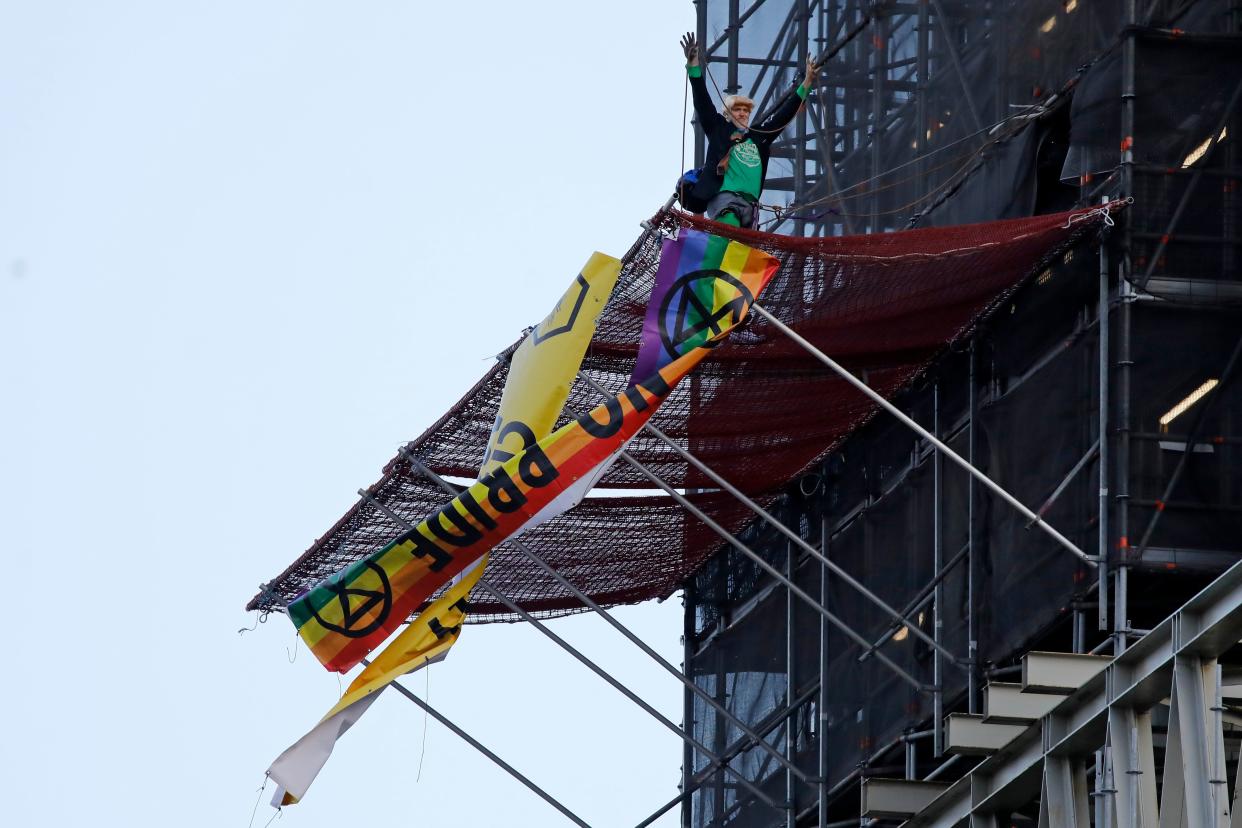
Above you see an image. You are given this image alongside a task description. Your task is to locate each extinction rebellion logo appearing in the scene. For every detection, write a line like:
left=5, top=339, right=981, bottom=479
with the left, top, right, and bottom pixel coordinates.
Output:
left=311, top=562, right=393, bottom=638
left=657, top=269, right=754, bottom=363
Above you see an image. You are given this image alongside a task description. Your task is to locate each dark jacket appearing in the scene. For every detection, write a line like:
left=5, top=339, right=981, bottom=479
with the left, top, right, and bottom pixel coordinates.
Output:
left=688, top=69, right=806, bottom=205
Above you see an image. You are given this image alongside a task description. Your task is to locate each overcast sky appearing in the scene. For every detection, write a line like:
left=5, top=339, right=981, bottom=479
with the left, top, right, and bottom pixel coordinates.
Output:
left=0, top=3, right=717, bottom=825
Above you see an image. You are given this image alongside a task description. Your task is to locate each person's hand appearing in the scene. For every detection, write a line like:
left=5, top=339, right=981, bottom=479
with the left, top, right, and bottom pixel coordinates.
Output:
left=803, top=54, right=817, bottom=89
left=681, top=32, right=699, bottom=66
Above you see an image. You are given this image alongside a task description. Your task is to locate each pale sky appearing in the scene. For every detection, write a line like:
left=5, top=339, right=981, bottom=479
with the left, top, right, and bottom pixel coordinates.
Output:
left=0, top=2, right=719, bottom=825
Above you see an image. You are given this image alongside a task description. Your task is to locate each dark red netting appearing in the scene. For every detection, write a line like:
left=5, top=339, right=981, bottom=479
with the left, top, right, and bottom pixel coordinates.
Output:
left=247, top=205, right=1109, bottom=621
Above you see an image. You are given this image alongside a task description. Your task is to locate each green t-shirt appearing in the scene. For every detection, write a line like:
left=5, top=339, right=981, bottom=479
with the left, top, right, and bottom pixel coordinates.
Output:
left=720, top=137, right=763, bottom=199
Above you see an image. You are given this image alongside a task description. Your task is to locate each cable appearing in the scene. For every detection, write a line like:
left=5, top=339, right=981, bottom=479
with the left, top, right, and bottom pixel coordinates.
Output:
left=246, top=777, right=268, bottom=828
left=774, top=145, right=985, bottom=221
left=764, top=104, right=1047, bottom=230
left=415, top=665, right=431, bottom=783
left=760, top=132, right=1001, bottom=229
left=695, top=8, right=875, bottom=137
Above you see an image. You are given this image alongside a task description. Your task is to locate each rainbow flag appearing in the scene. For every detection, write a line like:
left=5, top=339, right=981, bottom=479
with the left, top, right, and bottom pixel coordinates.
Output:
left=631, top=228, right=774, bottom=384
left=288, top=231, right=778, bottom=674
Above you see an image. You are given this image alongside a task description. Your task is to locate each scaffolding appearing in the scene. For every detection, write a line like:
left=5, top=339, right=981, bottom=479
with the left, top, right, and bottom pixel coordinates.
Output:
left=684, top=0, right=1242, bottom=825
left=246, top=2, right=1242, bottom=824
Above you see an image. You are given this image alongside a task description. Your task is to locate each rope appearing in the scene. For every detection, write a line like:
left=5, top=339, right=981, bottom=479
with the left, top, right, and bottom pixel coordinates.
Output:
left=761, top=136, right=993, bottom=229
left=743, top=8, right=879, bottom=134
left=1065, top=200, right=1126, bottom=229
left=700, top=6, right=874, bottom=135
left=246, top=777, right=268, bottom=828
left=762, top=104, right=1052, bottom=230
left=704, top=63, right=802, bottom=136
left=767, top=146, right=986, bottom=224
left=415, top=665, right=431, bottom=782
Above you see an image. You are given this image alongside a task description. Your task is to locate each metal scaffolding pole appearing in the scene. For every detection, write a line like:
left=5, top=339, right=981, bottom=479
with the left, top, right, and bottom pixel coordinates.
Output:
left=397, top=449, right=811, bottom=782
left=795, top=0, right=810, bottom=238
left=927, top=0, right=984, bottom=132
left=1114, top=0, right=1138, bottom=655
left=359, top=658, right=591, bottom=828
left=612, top=445, right=926, bottom=691
left=574, top=372, right=958, bottom=666
left=638, top=683, right=823, bottom=828
left=727, top=0, right=741, bottom=93
left=967, top=340, right=979, bottom=715
left=749, top=302, right=1097, bottom=566
left=689, top=681, right=822, bottom=790
left=916, top=0, right=930, bottom=219
left=785, top=540, right=798, bottom=828
left=695, top=0, right=708, bottom=169
left=744, top=3, right=801, bottom=119
left=932, top=380, right=945, bottom=758
left=355, top=491, right=784, bottom=811
left=1028, top=439, right=1100, bottom=528
left=858, top=542, right=968, bottom=663
left=870, top=8, right=886, bottom=232
left=1099, top=226, right=1112, bottom=634
left=818, top=517, right=830, bottom=828
left=682, top=596, right=694, bottom=828
left=1135, top=77, right=1242, bottom=290
left=1132, top=334, right=1242, bottom=558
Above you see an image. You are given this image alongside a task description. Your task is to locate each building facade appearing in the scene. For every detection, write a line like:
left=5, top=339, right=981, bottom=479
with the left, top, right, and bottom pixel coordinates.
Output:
left=683, top=1, right=1242, bottom=824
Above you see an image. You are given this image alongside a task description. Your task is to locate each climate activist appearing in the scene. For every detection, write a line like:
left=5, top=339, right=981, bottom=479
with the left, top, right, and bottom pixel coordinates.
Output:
left=679, top=31, right=817, bottom=228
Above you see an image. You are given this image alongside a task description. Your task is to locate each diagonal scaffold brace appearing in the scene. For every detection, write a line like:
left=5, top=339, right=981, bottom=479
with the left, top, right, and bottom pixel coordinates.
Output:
left=574, top=371, right=964, bottom=669
left=512, top=407, right=926, bottom=693
left=749, top=301, right=1098, bottom=567
left=399, top=448, right=813, bottom=785
left=359, top=657, right=592, bottom=828
left=355, top=484, right=786, bottom=812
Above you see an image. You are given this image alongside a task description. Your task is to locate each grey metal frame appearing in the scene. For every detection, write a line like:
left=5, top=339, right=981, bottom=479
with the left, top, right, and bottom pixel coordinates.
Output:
left=682, top=1, right=1242, bottom=825
left=903, top=560, right=1242, bottom=826
left=261, top=3, right=1242, bottom=824
left=358, top=657, right=592, bottom=828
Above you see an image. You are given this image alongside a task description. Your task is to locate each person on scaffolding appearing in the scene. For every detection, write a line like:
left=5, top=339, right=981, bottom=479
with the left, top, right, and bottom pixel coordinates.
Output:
left=680, top=32, right=817, bottom=228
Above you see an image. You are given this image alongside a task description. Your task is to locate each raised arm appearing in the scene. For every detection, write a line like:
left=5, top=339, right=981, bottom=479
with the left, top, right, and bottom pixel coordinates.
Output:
left=756, top=54, right=817, bottom=135
left=681, top=32, right=726, bottom=134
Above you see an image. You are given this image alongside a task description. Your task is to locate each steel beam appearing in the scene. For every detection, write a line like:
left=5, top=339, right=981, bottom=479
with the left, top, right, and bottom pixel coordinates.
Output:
left=861, top=779, right=950, bottom=819
left=927, top=0, right=984, bottom=131
left=1021, top=651, right=1111, bottom=695
left=396, top=452, right=810, bottom=783
left=751, top=302, right=1097, bottom=566
left=1107, top=705, right=1158, bottom=828
left=363, top=659, right=591, bottom=828
left=1136, top=76, right=1242, bottom=290
left=897, top=561, right=1242, bottom=826
left=1133, top=333, right=1242, bottom=560
left=613, top=446, right=926, bottom=691
left=944, top=714, right=1026, bottom=755
left=982, top=683, right=1062, bottom=725
left=355, top=490, right=783, bottom=812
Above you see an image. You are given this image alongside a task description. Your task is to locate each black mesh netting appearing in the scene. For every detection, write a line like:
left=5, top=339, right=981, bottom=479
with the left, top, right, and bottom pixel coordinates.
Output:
left=247, top=205, right=1108, bottom=621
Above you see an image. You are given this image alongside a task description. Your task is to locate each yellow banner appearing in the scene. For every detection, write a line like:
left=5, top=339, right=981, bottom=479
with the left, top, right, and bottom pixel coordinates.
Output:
left=481, top=251, right=622, bottom=476
left=268, top=252, right=622, bottom=804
